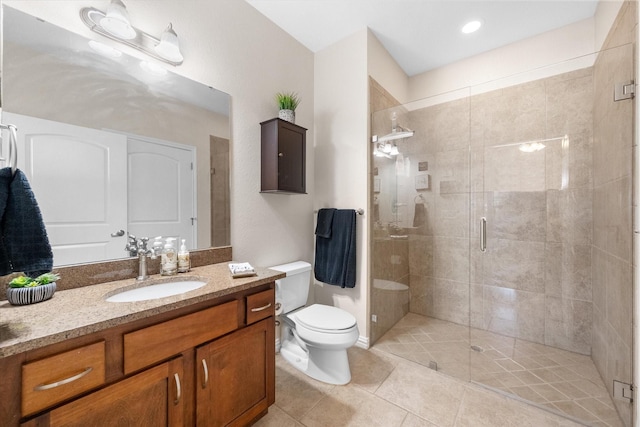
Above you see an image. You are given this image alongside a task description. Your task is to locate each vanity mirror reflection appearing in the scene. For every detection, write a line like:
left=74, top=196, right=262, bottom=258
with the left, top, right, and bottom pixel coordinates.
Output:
left=1, top=5, right=231, bottom=267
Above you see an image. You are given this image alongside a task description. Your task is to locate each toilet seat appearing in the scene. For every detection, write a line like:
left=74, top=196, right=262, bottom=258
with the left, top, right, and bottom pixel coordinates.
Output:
left=292, top=304, right=357, bottom=334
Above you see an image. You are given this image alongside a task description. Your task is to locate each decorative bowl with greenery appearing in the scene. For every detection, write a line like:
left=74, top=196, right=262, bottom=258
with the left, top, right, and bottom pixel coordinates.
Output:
left=276, top=92, right=300, bottom=123
left=7, top=272, right=60, bottom=305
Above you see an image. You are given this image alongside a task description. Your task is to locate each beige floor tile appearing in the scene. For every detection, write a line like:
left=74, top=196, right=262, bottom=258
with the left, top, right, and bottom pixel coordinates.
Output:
left=512, top=370, right=546, bottom=385
left=348, top=346, right=400, bottom=393
left=508, top=385, right=548, bottom=404
left=550, top=400, right=599, bottom=423
left=375, top=361, right=465, bottom=427
left=495, top=372, right=525, bottom=388
left=401, top=413, right=440, bottom=427
left=372, top=314, right=619, bottom=426
left=253, top=405, right=305, bottom=427
left=455, top=386, right=567, bottom=427
left=495, top=358, right=526, bottom=372
left=570, top=379, right=608, bottom=398
left=273, top=359, right=335, bottom=419
left=301, top=384, right=408, bottom=427
left=575, top=397, right=620, bottom=422
left=529, top=367, right=564, bottom=383
left=529, top=383, right=570, bottom=402
left=551, top=381, right=589, bottom=400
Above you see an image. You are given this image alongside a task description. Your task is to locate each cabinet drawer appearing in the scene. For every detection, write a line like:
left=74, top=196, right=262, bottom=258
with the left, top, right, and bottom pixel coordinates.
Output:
left=22, top=341, right=106, bottom=417
left=246, top=289, right=275, bottom=324
left=124, top=300, right=239, bottom=374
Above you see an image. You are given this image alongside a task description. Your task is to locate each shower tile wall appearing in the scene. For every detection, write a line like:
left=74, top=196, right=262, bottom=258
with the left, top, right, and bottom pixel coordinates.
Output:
left=591, top=1, right=635, bottom=424
left=406, top=98, right=471, bottom=329
left=404, top=68, right=595, bottom=355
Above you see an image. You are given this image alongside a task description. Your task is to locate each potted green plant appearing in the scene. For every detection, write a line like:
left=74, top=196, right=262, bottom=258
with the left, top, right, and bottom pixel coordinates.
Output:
left=6, top=272, right=60, bottom=305
left=276, top=91, right=300, bottom=124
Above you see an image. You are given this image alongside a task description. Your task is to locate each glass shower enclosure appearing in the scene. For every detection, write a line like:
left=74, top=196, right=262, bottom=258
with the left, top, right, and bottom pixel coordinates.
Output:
left=370, top=42, right=634, bottom=427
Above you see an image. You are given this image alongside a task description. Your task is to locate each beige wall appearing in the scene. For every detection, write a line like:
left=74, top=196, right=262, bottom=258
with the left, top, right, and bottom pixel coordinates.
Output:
left=314, top=29, right=370, bottom=345
left=8, top=0, right=316, bottom=270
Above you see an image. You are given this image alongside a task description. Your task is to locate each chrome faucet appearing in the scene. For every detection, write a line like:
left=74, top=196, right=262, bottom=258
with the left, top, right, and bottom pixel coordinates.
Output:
left=125, top=234, right=160, bottom=281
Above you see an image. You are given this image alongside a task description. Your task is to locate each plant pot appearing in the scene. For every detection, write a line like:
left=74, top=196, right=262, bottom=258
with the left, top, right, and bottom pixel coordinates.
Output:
left=278, top=109, right=295, bottom=123
left=6, top=282, right=56, bottom=305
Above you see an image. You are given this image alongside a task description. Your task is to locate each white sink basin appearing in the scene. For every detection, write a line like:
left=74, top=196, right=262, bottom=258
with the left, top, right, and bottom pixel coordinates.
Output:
left=106, top=280, right=207, bottom=303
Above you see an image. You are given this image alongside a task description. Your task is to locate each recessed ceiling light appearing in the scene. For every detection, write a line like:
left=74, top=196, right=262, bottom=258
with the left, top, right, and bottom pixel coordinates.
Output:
left=461, top=20, right=482, bottom=34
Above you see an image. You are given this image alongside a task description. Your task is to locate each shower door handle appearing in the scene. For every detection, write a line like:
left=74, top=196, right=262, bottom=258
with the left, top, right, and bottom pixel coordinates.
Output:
left=480, top=217, right=487, bottom=252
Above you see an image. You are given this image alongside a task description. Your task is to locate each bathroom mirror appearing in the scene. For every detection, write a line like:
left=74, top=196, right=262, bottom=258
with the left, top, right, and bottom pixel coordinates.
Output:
left=1, top=5, right=231, bottom=266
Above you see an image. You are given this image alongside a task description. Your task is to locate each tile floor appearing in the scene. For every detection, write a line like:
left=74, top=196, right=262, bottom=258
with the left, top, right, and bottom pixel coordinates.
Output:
left=255, top=313, right=625, bottom=427
left=372, top=314, right=624, bottom=427
left=255, top=346, right=586, bottom=427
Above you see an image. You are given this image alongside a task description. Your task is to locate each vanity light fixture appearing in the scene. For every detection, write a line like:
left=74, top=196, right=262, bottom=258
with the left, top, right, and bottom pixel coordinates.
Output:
left=461, top=19, right=482, bottom=34
left=99, top=0, right=136, bottom=40
left=80, top=0, right=184, bottom=66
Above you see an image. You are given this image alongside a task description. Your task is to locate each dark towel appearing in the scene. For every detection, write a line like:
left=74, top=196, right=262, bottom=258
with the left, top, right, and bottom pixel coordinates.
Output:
left=314, top=209, right=356, bottom=288
left=0, top=168, right=53, bottom=277
left=315, top=208, right=336, bottom=238
left=413, top=202, right=426, bottom=228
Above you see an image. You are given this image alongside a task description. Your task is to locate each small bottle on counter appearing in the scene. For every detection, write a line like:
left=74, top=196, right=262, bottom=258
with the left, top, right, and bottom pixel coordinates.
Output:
left=161, top=237, right=177, bottom=276
left=178, top=239, right=190, bottom=273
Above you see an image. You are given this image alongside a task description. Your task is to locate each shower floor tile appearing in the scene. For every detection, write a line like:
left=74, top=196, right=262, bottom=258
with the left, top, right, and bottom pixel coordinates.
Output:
left=373, top=313, right=624, bottom=427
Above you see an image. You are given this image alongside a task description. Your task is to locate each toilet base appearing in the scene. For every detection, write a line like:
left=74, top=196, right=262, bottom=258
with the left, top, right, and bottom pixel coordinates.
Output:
left=280, top=332, right=352, bottom=385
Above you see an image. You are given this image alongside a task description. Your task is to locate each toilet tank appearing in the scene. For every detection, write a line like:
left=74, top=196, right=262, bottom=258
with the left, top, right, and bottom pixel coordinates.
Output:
left=269, top=261, right=311, bottom=314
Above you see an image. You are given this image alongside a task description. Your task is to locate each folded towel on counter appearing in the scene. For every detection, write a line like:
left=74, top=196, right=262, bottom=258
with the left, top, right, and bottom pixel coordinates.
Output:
left=314, top=209, right=356, bottom=288
left=0, top=168, right=53, bottom=277
left=228, top=262, right=257, bottom=278
left=315, top=208, right=336, bottom=238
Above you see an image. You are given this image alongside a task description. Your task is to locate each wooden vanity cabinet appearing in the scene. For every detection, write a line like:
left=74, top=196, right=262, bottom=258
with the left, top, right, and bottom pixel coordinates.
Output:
left=23, top=357, right=185, bottom=427
left=196, top=319, right=273, bottom=427
left=5, top=284, right=276, bottom=427
left=260, top=118, right=307, bottom=194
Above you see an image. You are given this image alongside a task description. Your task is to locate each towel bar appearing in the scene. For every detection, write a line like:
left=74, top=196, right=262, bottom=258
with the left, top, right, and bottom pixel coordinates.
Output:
left=314, top=208, right=364, bottom=215
left=0, top=123, right=18, bottom=176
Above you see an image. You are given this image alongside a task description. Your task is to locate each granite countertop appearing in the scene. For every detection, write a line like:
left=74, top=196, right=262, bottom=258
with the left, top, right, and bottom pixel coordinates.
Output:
left=0, top=263, right=285, bottom=358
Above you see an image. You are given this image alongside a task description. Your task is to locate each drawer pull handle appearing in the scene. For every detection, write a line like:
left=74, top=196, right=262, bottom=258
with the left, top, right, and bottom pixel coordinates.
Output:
left=174, top=373, right=181, bottom=405
left=201, top=359, right=209, bottom=389
left=34, top=367, right=93, bottom=391
left=250, top=302, right=272, bottom=312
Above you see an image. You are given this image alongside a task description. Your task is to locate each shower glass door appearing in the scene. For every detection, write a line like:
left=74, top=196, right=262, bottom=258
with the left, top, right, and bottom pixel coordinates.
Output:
left=371, top=41, right=633, bottom=427
left=468, top=43, right=633, bottom=427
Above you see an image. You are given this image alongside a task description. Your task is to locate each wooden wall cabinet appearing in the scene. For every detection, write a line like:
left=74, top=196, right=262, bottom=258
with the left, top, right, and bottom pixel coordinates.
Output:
left=260, top=118, right=307, bottom=194
left=8, top=285, right=276, bottom=427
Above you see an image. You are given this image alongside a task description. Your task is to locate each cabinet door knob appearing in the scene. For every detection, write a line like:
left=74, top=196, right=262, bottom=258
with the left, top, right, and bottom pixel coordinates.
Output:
left=201, top=359, right=209, bottom=389
left=278, top=152, right=284, bottom=157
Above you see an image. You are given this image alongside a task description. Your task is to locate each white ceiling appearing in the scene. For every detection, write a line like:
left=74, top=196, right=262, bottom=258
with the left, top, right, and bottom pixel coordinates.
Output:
left=245, top=0, right=599, bottom=76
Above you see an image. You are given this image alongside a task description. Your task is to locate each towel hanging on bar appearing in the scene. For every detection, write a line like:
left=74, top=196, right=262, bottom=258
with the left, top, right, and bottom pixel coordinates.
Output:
left=314, top=208, right=357, bottom=288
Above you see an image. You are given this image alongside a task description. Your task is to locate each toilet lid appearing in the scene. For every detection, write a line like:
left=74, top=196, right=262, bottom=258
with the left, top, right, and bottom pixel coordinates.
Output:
left=294, top=304, right=357, bottom=331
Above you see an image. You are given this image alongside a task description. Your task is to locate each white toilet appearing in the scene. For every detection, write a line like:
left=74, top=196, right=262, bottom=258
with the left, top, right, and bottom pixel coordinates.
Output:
left=269, top=261, right=359, bottom=385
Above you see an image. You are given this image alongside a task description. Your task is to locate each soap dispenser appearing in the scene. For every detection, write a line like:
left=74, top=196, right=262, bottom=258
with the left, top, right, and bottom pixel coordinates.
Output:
left=178, top=239, right=190, bottom=273
left=161, top=237, right=177, bottom=276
